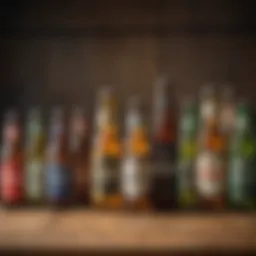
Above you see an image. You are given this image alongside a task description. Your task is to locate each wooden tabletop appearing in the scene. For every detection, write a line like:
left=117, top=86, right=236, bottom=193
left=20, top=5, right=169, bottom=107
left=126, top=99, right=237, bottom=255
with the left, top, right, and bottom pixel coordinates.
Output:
left=0, top=209, right=255, bottom=252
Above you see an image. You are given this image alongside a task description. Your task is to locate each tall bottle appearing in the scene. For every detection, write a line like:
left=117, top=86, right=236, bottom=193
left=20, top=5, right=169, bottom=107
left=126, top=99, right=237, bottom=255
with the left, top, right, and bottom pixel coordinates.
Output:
left=91, top=87, right=122, bottom=209
left=177, top=98, right=198, bottom=209
left=45, top=108, right=72, bottom=206
left=121, top=97, right=151, bottom=210
left=229, top=102, right=256, bottom=209
left=196, top=89, right=227, bottom=210
left=0, top=110, right=23, bottom=206
left=24, top=108, right=45, bottom=205
left=69, top=106, right=90, bottom=205
left=150, top=77, right=177, bottom=210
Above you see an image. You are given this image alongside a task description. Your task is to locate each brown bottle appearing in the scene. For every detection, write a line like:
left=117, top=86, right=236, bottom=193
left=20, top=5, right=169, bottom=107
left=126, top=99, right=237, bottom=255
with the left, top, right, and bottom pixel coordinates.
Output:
left=150, top=77, right=177, bottom=210
left=69, top=106, right=90, bottom=205
left=0, top=110, right=23, bottom=207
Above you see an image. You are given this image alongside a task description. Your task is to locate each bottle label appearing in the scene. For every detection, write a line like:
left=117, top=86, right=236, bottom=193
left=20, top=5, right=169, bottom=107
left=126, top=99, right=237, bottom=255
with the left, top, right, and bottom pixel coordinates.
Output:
left=121, top=157, right=149, bottom=200
left=0, top=160, right=22, bottom=202
left=92, top=157, right=119, bottom=197
left=196, top=152, right=225, bottom=198
left=178, top=162, right=194, bottom=192
left=46, top=163, right=71, bottom=201
left=201, top=101, right=216, bottom=123
left=25, top=160, right=44, bottom=200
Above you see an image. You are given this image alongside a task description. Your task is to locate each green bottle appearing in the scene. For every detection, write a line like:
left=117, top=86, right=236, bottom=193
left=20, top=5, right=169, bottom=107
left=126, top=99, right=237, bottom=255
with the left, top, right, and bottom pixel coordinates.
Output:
left=25, top=108, right=46, bottom=205
left=229, top=102, right=256, bottom=209
left=177, top=99, right=198, bottom=208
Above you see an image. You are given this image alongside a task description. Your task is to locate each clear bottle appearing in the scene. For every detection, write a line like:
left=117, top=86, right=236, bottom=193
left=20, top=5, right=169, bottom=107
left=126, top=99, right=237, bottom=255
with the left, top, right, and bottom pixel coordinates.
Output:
left=121, top=97, right=151, bottom=210
left=45, top=107, right=72, bottom=206
left=150, top=77, right=177, bottom=210
left=196, top=113, right=227, bottom=210
left=177, top=98, right=198, bottom=209
left=69, top=106, right=90, bottom=205
left=229, top=101, right=256, bottom=209
left=90, top=87, right=122, bottom=209
left=24, top=108, right=45, bottom=205
left=0, top=110, right=23, bottom=207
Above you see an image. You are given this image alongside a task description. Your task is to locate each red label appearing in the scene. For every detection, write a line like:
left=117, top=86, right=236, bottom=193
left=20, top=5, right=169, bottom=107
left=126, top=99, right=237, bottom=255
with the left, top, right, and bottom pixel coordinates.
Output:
left=0, top=160, right=22, bottom=203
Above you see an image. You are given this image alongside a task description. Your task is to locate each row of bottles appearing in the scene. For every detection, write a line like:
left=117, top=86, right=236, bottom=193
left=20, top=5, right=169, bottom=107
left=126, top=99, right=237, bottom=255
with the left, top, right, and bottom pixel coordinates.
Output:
left=0, top=79, right=256, bottom=211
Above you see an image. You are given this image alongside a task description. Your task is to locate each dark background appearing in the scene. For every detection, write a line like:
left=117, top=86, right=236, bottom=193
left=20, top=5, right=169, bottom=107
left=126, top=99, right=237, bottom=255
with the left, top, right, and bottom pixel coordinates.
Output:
left=1, top=0, right=255, bottom=118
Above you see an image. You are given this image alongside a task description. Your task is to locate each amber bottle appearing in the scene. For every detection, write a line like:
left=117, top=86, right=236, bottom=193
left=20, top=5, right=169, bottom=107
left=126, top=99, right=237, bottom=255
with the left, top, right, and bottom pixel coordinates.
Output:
left=69, top=106, right=90, bottom=205
left=90, top=87, right=122, bottom=209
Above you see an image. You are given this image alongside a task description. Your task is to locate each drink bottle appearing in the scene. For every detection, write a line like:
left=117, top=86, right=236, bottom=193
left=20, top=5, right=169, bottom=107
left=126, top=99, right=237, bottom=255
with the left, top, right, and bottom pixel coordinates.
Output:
left=121, top=97, right=151, bottom=210
left=69, top=106, right=90, bottom=205
left=91, top=87, right=122, bottom=209
left=177, top=98, right=198, bottom=209
left=45, top=107, right=72, bottom=206
left=229, top=102, right=256, bottom=209
left=0, top=110, right=23, bottom=207
left=150, top=77, right=177, bottom=210
left=24, top=108, right=45, bottom=205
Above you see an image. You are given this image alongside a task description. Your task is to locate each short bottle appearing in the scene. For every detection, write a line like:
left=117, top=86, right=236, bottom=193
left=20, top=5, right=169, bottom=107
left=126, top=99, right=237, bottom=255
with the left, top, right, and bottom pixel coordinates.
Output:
left=121, top=97, right=151, bottom=210
left=24, top=108, right=45, bottom=205
left=45, top=107, right=72, bottom=206
left=0, top=110, right=23, bottom=207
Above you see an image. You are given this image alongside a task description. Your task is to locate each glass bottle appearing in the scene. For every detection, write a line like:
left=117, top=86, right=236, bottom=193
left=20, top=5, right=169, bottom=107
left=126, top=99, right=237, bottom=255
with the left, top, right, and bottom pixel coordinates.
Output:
left=45, top=107, right=72, bottom=206
left=229, top=101, right=256, bottom=209
left=24, top=108, right=45, bottom=205
left=150, top=77, right=177, bottom=210
left=0, top=110, right=23, bottom=207
left=69, top=106, right=90, bottom=205
left=91, top=87, right=122, bottom=209
left=121, top=97, right=151, bottom=210
left=177, top=98, right=198, bottom=209
left=196, top=111, right=227, bottom=210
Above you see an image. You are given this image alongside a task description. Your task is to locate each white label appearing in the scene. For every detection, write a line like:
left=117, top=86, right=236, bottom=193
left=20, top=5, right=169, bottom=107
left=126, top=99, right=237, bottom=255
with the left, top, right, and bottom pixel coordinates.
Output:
left=121, top=157, right=148, bottom=200
left=200, top=101, right=216, bottom=122
left=26, top=160, right=44, bottom=199
left=196, top=152, right=224, bottom=198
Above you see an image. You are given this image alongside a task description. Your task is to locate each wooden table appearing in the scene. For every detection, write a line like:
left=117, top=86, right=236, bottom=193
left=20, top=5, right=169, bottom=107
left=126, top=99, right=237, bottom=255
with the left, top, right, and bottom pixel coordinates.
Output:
left=0, top=209, right=255, bottom=253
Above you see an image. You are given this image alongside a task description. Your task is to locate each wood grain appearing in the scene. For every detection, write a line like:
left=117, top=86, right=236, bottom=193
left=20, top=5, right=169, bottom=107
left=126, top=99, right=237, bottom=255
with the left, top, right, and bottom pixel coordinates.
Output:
left=0, top=210, right=255, bottom=252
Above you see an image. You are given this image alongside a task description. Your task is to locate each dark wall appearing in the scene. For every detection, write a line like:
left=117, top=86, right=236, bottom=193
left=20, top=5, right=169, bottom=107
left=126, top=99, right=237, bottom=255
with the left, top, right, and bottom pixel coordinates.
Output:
left=1, top=0, right=256, bottom=115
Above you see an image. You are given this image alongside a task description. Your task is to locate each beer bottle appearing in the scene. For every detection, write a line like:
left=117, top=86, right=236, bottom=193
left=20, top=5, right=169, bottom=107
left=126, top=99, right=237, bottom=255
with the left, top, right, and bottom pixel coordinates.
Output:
left=229, top=102, right=256, bottom=209
left=177, top=98, right=198, bottom=209
left=91, top=87, right=122, bottom=209
left=121, top=97, right=151, bottom=210
left=45, top=107, right=72, bottom=206
left=196, top=104, right=227, bottom=210
left=0, top=110, right=23, bottom=207
left=24, top=108, right=45, bottom=205
left=69, top=106, right=90, bottom=205
left=150, top=77, right=177, bottom=210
